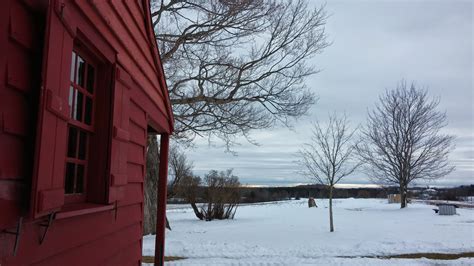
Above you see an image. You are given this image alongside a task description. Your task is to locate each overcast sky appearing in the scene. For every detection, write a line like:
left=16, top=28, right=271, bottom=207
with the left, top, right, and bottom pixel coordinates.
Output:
left=184, top=0, right=473, bottom=187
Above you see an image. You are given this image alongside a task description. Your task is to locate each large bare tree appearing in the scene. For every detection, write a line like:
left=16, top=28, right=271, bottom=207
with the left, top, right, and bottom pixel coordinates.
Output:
left=152, top=0, right=329, bottom=145
left=297, top=114, right=360, bottom=232
left=145, top=0, right=329, bottom=233
left=357, top=81, right=455, bottom=208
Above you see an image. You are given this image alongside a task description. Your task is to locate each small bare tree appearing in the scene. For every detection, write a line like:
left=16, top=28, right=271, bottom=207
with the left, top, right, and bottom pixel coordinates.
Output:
left=297, top=114, right=360, bottom=232
left=199, top=169, right=240, bottom=221
left=168, top=145, right=194, bottom=199
left=179, top=169, right=241, bottom=221
left=175, top=174, right=204, bottom=220
left=357, top=81, right=455, bottom=208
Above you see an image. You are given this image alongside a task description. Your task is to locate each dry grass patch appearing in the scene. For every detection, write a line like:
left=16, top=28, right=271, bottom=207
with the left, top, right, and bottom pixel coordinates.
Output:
left=142, top=256, right=186, bottom=263
left=339, top=252, right=474, bottom=260
left=382, top=252, right=474, bottom=260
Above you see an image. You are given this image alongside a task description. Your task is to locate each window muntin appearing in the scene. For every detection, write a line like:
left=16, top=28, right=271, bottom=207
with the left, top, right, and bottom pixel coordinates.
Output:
left=65, top=50, right=96, bottom=202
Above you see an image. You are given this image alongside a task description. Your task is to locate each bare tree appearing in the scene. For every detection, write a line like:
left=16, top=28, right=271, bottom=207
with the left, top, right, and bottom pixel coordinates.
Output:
left=175, top=174, right=204, bottom=220
left=297, top=114, right=360, bottom=232
left=357, top=81, right=455, bottom=208
left=198, top=169, right=241, bottom=221
left=146, top=0, right=329, bottom=233
left=166, top=145, right=205, bottom=220
left=168, top=145, right=194, bottom=199
left=152, top=0, right=329, bottom=146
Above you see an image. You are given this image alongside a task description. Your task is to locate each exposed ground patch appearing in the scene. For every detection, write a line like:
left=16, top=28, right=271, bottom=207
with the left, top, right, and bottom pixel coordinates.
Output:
left=343, top=252, right=474, bottom=260
left=142, top=256, right=186, bottom=263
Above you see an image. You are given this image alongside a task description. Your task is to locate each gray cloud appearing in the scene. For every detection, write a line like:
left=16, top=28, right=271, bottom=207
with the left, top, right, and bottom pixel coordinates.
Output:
left=185, top=0, right=473, bottom=187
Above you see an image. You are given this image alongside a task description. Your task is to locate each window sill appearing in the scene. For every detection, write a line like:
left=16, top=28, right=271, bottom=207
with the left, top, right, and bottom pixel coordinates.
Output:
left=55, top=203, right=115, bottom=220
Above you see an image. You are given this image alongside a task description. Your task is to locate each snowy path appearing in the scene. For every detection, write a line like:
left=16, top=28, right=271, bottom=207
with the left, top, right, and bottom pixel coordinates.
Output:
left=143, top=199, right=474, bottom=265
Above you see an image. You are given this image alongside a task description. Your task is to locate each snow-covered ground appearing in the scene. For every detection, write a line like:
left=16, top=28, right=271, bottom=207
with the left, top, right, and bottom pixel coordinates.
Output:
left=143, top=198, right=474, bottom=265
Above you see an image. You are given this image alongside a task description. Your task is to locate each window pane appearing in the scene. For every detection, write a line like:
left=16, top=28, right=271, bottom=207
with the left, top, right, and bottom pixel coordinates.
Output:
left=76, top=56, right=85, bottom=87
left=67, top=127, right=78, bottom=158
left=86, top=65, right=95, bottom=93
left=85, top=97, right=93, bottom=125
left=75, top=91, right=84, bottom=122
left=68, top=86, right=74, bottom=118
left=65, top=163, right=75, bottom=194
left=76, top=164, right=84, bottom=193
left=78, top=130, right=87, bottom=160
left=70, top=51, right=76, bottom=82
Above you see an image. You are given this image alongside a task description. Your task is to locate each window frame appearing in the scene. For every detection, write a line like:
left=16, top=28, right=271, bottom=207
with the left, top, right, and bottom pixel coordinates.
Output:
left=63, top=39, right=113, bottom=205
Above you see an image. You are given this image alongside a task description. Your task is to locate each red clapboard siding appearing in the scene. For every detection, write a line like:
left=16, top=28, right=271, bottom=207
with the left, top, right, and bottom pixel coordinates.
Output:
left=1, top=0, right=173, bottom=265
left=33, top=223, right=142, bottom=266
left=103, top=239, right=142, bottom=266
left=109, top=0, right=156, bottom=72
left=0, top=0, right=39, bottom=232
left=124, top=1, right=149, bottom=47
left=94, top=1, right=161, bottom=98
left=5, top=204, right=142, bottom=264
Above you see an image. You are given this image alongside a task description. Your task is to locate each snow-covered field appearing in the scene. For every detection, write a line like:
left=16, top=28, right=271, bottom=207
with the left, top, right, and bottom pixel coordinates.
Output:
left=143, top=199, right=474, bottom=265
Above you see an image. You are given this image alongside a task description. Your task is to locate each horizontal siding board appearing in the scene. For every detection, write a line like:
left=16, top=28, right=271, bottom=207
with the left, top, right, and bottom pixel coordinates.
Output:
left=127, top=141, right=145, bottom=165
left=9, top=0, right=37, bottom=51
left=118, top=183, right=143, bottom=207
left=129, top=99, right=147, bottom=128
left=127, top=162, right=144, bottom=183
left=0, top=134, right=27, bottom=180
left=1, top=87, right=31, bottom=135
left=6, top=43, right=33, bottom=93
left=129, top=119, right=146, bottom=146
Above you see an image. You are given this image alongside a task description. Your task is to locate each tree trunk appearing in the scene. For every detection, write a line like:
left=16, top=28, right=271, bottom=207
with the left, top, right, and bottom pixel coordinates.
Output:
left=329, top=185, right=334, bottom=232
left=400, top=182, right=407, bottom=209
left=190, top=202, right=204, bottom=220
left=144, top=136, right=160, bottom=235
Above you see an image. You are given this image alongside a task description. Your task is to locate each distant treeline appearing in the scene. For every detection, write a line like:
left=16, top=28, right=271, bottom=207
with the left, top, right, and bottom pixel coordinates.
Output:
left=239, top=185, right=392, bottom=203
left=168, top=184, right=474, bottom=204
left=238, top=184, right=474, bottom=203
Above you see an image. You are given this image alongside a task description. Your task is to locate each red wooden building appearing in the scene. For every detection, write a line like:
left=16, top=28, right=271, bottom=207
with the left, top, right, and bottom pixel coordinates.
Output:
left=0, top=0, right=173, bottom=265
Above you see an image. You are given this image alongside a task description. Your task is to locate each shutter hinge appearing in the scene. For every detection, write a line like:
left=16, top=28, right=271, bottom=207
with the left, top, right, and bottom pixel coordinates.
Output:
left=39, top=212, right=56, bottom=245
left=2, top=217, right=23, bottom=256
